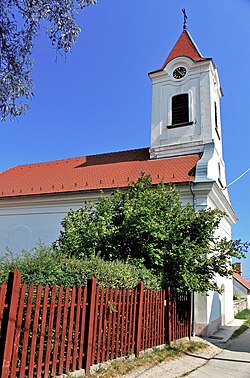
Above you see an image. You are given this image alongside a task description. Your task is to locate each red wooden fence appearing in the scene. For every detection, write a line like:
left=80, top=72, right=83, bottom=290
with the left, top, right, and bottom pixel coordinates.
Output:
left=0, top=270, right=191, bottom=378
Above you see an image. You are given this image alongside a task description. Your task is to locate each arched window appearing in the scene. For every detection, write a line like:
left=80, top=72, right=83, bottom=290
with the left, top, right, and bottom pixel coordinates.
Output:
left=172, top=94, right=189, bottom=125
left=168, top=93, right=193, bottom=128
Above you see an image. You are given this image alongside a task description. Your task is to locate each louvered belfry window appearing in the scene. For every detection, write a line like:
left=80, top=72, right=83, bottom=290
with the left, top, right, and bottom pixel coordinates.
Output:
left=172, top=94, right=189, bottom=125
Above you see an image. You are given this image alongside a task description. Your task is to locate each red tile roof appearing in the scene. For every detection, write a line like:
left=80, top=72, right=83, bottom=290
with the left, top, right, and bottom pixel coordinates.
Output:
left=233, top=272, right=250, bottom=292
left=0, top=148, right=200, bottom=198
left=149, top=30, right=209, bottom=75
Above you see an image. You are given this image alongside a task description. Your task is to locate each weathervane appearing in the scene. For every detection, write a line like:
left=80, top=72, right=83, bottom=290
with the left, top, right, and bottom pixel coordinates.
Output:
left=182, top=8, right=188, bottom=30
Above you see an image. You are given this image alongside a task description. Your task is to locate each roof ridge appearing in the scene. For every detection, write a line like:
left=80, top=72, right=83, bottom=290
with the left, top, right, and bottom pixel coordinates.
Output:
left=183, top=30, right=204, bottom=58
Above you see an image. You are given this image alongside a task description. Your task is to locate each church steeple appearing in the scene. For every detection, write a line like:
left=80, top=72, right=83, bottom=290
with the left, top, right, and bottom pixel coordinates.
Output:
left=148, top=25, right=228, bottom=192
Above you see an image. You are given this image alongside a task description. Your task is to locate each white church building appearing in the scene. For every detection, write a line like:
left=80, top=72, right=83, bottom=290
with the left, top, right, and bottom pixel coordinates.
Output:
left=0, top=27, right=237, bottom=336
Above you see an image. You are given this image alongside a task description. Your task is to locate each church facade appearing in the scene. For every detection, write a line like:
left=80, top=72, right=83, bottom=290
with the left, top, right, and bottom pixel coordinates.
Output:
left=0, top=28, right=237, bottom=336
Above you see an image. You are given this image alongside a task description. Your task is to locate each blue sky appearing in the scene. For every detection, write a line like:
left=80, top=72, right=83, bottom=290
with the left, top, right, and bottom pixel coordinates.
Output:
left=1, top=0, right=250, bottom=276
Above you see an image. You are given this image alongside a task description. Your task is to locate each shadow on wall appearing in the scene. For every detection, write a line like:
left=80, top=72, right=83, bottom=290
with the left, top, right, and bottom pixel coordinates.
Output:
left=209, top=290, right=222, bottom=327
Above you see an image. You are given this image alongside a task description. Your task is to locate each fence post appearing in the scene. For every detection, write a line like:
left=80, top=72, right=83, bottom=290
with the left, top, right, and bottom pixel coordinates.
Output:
left=166, top=287, right=172, bottom=344
left=0, top=270, right=22, bottom=378
left=84, top=277, right=97, bottom=374
left=134, top=281, right=144, bottom=357
left=189, top=292, right=192, bottom=339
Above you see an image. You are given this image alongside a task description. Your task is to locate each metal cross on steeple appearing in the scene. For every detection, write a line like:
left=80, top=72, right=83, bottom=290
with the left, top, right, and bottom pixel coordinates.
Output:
left=182, top=8, right=188, bottom=30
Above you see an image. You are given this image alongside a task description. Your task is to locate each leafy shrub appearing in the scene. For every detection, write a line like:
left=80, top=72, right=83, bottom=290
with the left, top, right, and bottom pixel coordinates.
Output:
left=55, top=174, right=243, bottom=293
left=0, top=244, right=161, bottom=289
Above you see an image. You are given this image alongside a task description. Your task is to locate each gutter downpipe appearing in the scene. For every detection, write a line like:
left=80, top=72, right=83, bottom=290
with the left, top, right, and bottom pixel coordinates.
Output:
left=189, top=181, right=196, bottom=338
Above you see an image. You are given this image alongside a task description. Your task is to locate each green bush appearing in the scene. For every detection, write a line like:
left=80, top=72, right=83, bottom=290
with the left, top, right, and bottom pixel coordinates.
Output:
left=0, top=244, right=161, bottom=289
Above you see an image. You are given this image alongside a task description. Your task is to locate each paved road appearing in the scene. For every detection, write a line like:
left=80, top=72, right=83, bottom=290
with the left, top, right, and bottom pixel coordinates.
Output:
left=188, top=329, right=250, bottom=377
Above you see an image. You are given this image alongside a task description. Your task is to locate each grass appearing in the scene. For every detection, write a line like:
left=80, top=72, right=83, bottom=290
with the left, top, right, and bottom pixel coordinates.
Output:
left=231, top=308, right=250, bottom=339
left=235, top=308, right=250, bottom=320
left=80, top=340, right=208, bottom=378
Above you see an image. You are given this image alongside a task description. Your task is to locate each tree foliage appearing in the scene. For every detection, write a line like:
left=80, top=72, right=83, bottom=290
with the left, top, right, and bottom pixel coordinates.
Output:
left=55, top=174, right=245, bottom=293
left=0, top=0, right=96, bottom=121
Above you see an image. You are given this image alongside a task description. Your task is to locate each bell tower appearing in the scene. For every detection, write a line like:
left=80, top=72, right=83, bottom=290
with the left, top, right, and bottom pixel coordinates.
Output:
left=148, top=26, right=228, bottom=192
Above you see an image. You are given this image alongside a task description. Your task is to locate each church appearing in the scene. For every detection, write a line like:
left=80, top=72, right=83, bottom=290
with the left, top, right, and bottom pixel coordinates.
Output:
left=0, top=24, right=237, bottom=336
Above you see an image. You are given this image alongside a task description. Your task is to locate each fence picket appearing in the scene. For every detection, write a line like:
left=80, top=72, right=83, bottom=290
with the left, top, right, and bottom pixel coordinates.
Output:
left=157, top=291, right=160, bottom=345
left=120, top=289, right=126, bottom=357
left=106, top=288, right=113, bottom=361
left=161, top=290, right=165, bottom=344
left=154, top=291, right=158, bottom=346
left=96, top=286, right=104, bottom=364
left=92, top=286, right=100, bottom=365
left=101, top=288, right=109, bottom=362
left=84, top=277, right=97, bottom=374
left=44, top=285, right=57, bottom=377
left=128, top=289, right=133, bottom=352
left=115, top=289, right=122, bottom=358
left=167, top=287, right=171, bottom=343
left=144, top=289, right=149, bottom=350
left=28, top=283, right=42, bottom=378
left=78, top=286, right=87, bottom=370
left=37, top=284, right=49, bottom=378
left=110, top=289, right=118, bottom=361
left=66, top=285, right=76, bottom=372
left=10, top=283, right=27, bottom=378
left=152, top=291, right=156, bottom=347
left=124, top=289, right=130, bottom=355
left=135, top=282, right=144, bottom=357
left=173, top=294, right=176, bottom=341
left=72, top=286, right=82, bottom=372
left=132, top=288, right=137, bottom=351
left=19, top=284, right=34, bottom=377
left=149, top=289, right=153, bottom=348
left=58, top=286, right=70, bottom=374
left=51, top=285, right=63, bottom=376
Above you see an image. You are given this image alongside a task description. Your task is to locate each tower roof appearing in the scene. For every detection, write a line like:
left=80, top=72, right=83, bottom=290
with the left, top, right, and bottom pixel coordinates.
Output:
left=149, top=30, right=210, bottom=75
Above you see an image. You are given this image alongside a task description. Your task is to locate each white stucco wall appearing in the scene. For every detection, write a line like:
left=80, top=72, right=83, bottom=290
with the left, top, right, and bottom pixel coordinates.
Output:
left=0, top=192, right=99, bottom=254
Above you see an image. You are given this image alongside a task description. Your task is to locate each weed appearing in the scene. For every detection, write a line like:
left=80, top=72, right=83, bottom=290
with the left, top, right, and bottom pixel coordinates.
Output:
left=83, top=340, right=208, bottom=378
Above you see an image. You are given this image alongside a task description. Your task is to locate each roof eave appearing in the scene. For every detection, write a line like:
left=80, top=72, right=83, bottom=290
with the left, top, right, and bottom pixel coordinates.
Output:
left=233, top=274, right=250, bottom=291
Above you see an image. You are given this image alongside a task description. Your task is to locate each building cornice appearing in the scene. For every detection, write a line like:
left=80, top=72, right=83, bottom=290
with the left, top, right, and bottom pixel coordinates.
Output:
left=191, top=180, right=237, bottom=225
